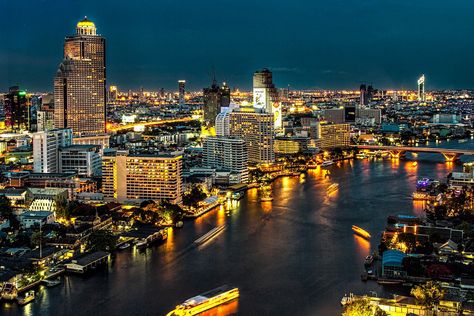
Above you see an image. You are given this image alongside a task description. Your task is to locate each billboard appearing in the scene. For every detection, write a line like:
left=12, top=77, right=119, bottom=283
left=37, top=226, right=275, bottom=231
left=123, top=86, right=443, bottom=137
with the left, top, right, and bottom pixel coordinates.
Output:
left=253, top=88, right=267, bottom=109
left=272, top=101, right=282, bottom=129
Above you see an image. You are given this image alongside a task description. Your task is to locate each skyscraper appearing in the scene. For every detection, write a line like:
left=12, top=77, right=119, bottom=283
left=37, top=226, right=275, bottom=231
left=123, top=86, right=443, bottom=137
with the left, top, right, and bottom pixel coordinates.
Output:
left=203, top=136, right=248, bottom=184
left=178, top=80, right=186, bottom=108
left=417, top=74, right=426, bottom=101
left=229, top=108, right=274, bottom=165
left=203, top=78, right=231, bottom=127
left=3, top=86, right=29, bottom=132
left=359, top=84, right=367, bottom=106
left=253, top=68, right=281, bottom=129
left=54, top=17, right=106, bottom=136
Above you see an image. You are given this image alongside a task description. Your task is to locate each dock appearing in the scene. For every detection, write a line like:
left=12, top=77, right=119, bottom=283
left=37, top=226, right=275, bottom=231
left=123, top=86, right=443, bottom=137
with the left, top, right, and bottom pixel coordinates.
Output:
left=65, top=251, right=110, bottom=274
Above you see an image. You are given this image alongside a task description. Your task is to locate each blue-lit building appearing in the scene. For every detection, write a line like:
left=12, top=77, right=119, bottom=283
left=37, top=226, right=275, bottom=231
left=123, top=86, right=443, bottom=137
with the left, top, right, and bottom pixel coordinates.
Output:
left=382, top=250, right=406, bottom=278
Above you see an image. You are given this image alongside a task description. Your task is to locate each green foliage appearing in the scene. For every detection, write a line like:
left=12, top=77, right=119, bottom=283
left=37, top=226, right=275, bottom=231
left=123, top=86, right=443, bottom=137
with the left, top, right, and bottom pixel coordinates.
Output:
left=86, top=229, right=117, bottom=252
left=55, top=199, right=70, bottom=220
left=183, top=186, right=207, bottom=207
left=0, top=195, right=13, bottom=218
left=410, top=281, right=445, bottom=309
left=342, top=298, right=388, bottom=316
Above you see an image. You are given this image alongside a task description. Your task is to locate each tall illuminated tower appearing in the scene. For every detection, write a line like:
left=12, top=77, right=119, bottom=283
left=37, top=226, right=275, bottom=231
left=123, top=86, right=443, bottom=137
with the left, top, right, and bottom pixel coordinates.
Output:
left=417, top=74, right=425, bottom=101
left=54, top=17, right=106, bottom=136
left=253, top=68, right=281, bottom=129
left=178, top=80, right=186, bottom=108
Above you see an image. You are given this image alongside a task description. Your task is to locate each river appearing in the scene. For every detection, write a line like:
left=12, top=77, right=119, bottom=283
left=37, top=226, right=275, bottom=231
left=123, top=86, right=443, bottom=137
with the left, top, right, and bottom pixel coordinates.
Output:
left=3, top=139, right=474, bottom=316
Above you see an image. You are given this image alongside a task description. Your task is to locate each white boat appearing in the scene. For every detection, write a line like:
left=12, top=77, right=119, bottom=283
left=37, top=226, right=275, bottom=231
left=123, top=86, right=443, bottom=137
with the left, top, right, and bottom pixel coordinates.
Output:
left=118, top=243, right=131, bottom=250
left=321, top=160, right=334, bottom=167
left=43, top=277, right=61, bottom=287
left=341, top=293, right=354, bottom=306
left=17, top=290, right=35, bottom=305
left=327, top=183, right=339, bottom=194
left=136, top=239, right=147, bottom=249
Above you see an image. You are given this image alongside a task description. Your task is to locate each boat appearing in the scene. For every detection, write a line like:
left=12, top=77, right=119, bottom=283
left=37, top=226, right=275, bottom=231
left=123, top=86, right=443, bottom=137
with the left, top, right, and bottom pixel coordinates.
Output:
left=1, top=283, right=18, bottom=300
left=356, top=153, right=369, bottom=159
left=327, top=183, right=339, bottom=194
left=17, top=290, right=35, bottom=305
left=341, top=293, right=354, bottom=306
left=364, top=255, right=374, bottom=266
left=166, top=285, right=239, bottom=316
left=42, top=277, right=61, bottom=287
left=321, top=160, right=334, bottom=167
left=194, top=225, right=227, bottom=245
left=352, top=225, right=371, bottom=240
left=135, top=239, right=147, bottom=249
left=118, top=243, right=131, bottom=250
left=259, top=185, right=273, bottom=202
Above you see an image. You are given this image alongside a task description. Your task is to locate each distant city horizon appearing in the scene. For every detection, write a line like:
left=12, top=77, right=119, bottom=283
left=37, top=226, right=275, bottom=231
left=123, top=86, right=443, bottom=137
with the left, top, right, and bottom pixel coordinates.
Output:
left=2, top=1, right=474, bottom=92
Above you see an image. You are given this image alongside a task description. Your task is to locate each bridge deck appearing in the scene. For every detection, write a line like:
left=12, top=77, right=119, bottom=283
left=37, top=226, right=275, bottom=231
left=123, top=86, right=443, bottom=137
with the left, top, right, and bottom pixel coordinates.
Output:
left=353, top=145, right=474, bottom=155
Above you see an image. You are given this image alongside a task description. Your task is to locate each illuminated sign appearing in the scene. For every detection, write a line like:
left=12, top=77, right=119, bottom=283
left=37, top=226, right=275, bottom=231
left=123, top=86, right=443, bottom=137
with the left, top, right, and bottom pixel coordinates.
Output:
left=253, top=88, right=267, bottom=109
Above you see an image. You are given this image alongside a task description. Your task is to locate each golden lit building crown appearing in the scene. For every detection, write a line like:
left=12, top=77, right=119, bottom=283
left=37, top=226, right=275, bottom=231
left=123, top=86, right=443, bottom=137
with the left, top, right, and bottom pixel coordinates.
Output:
left=76, top=17, right=96, bottom=36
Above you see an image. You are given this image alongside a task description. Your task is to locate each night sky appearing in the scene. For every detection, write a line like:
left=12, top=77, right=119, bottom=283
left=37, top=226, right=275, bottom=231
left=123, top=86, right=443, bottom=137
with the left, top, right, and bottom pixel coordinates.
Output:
left=1, top=0, right=474, bottom=91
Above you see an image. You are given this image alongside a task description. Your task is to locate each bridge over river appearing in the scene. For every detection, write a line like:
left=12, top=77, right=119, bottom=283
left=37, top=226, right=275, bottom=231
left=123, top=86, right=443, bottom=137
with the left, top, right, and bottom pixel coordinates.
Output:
left=354, top=144, right=474, bottom=161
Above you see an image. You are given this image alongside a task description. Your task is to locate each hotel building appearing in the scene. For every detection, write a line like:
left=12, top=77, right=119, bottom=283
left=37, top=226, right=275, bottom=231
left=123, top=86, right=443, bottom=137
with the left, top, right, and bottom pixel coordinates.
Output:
left=102, top=151, right=183, bottom=204
left=54, top=17, right=106, bottom=136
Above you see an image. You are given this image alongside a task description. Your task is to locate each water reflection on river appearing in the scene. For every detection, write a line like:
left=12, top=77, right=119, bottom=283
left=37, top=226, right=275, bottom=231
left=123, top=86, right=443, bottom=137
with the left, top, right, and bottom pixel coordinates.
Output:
left=4, top=140, right=474, bottom=316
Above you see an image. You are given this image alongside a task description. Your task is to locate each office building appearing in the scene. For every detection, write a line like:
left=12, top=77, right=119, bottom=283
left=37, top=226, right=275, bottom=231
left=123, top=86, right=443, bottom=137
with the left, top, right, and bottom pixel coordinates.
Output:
left=3, top=86, right=29, bottom=132
left=229, top=109, right=274, bottom=164
left=417, top=74, right=425, bottom=101
left=102, top=151, right=183, bottom=204
left=253, top=68, right=281, bottom=129
left=203, top=136, right=248, bottom=184
left=54, top=17, right=106, bottom=136
left=37, top=108, right=55, bottom=132
left=178, top=80, right=186, bottom=108
left=59, top=145, right=101, bottom=177
left=32, top=129, right=73, bottom=173
left=317, top=123, right=350, bottom=149
left=203, top=79, right=230, bottom=127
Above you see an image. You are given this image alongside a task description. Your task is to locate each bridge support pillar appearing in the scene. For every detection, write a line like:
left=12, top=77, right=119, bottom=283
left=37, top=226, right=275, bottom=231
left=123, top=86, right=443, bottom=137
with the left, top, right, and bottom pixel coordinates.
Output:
left=389, top=150, right=406, bottom=159
left=441, top=152, right=461, bottom=162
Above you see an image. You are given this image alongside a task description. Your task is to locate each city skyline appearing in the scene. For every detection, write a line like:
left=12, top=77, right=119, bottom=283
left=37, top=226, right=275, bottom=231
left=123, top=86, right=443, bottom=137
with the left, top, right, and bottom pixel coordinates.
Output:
left=1, top=1, right=474, bottom=91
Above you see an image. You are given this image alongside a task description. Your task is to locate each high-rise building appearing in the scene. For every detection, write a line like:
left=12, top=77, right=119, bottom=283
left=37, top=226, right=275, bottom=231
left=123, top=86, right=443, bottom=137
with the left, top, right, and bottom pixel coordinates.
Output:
left=215, top=109, right=232, bottom=137
left=54, top=17, right=106, bottom=136
left=3, top=86, right=29, bottom=132
left=203, top=79, right=231, bottom=127
left=102, top=151, right=183, bottom=204
left=253, top=68, right=281, bottom=129
left=108, top=85, right=118, bottom=102
left=203, top=136, right=248, bottom=184
left=359, top=84, right=367, bottom=106
left=32, top=129, right=73, bottom=173
left=59, top=145, right=101, bottom=177
left=178, top=80, right=186, bottom=108
left=229, top=108, right=274, bottom=164
left=317, top=123, right=350, bottom=149
left=417, top=74, right=425, bottom=101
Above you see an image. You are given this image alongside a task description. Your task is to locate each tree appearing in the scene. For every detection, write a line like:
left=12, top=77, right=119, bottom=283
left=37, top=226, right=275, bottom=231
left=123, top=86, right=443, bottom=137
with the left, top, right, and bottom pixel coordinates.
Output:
left=86, top=230, right=117, bottom=252
left=55, top=199, right=70, bottom=220
left=410, top=281, right=445, bottom=310
left=343, top=298, right=388, bottom=316
left=183, top=186, right=207, bottom=208
left=0, top=196, right=13, bottom=218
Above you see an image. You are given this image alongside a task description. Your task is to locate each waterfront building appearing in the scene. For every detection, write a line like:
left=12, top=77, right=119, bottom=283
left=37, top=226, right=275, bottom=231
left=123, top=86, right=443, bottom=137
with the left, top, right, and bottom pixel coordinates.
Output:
left=317, top=123, right=350, bottom=149
left=274, top=136, right=309, bottom=155
left=253, top=68, right=281, bottom=129
left=54, top=17, right=106, bottom=136
left=59, top=145, right=102, bottom=177
left=32, top=129, right=73, bottom=173
left=229, top=108, right=274, bottom=165
left=3, top=86, right=29, bottom=132
left=203, top=79, right=230, bottom=127
left=203, top=136, right=248, bottom=184
left=102, top=151, right=183, bottom=204
left=178, top=80, right=186, bottom=108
